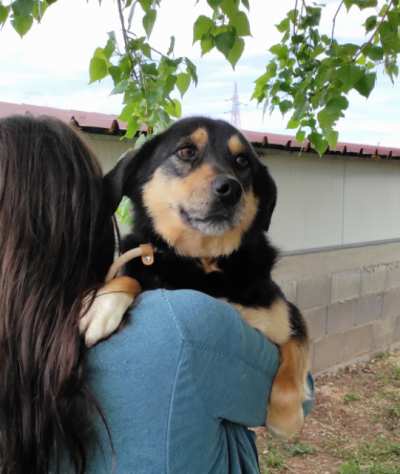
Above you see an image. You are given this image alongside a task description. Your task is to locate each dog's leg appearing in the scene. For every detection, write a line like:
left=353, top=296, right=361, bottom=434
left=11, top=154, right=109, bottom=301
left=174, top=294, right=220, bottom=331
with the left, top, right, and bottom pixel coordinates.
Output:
left=233, top=300, right=310, bottom=438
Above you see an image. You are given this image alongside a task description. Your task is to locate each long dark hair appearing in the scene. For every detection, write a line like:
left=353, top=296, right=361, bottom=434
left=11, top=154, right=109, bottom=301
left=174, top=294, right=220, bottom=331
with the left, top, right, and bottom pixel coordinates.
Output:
left=0, top=115, right=115, bottom=473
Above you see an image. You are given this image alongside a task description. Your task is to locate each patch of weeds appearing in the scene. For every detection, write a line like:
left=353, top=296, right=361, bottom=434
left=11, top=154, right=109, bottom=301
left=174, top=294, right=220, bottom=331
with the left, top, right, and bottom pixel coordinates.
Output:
left=344, top=392, right=362, bottom=404
left=339, top=460, right=361, bottom=474
left=286, top=442, right=316, bottom=456
left=385, top=403, right=400, bottom=423
left=374, top=352, right=391, bottom=361
left=391, top=366, right=400, bottom=381
left=266, top=447, right=285, bottom=469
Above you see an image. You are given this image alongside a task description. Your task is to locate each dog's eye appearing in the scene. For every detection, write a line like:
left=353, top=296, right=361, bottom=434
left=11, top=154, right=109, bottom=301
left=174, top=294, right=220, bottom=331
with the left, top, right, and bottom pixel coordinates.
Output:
left=235, top=155, right=249, bottom=169
left=177, top=146, right=197, bottom=161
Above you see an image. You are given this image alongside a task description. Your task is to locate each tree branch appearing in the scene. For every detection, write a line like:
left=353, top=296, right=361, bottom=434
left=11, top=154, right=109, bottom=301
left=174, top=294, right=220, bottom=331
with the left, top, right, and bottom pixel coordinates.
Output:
left=331, top=0, right=344, bottom=43
left=355, top=0, right=394, bottom=60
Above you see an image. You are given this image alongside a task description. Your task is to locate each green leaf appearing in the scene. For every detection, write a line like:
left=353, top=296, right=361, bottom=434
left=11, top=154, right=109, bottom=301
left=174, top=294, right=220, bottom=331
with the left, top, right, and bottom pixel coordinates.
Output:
left=276, top=17, right=289, bottom=33
left=207, top=0, right=222, bottom=8
left=89, top=57, right=108, bottom=83
left=11, top=15, right=33, bottom=36
left=201, top=35, right=214, bottom=54
left=0, top=5, right=9, bottom=24
left=139, top=0, right=152, bottom=12
left=318, top=96, right=348, bottom=129
left=230, top=11, right=250, bottom=36
left=176, top=72, right=191, bottom=96
left=354, top=71, right=376, bottom=97
left=325, top=129, right=339, bottom=149
left=185, top=58, right=198, bottom=85
left=165, top=99, right=182, bottom=118
left=227, top=36, right=244, bottom=67
left=337, top=64, right=364, bottom=91
left=11, top=0, right=35, bottom=17
left=365, top=15, right=377, bottom=32
left=221, top=0, right=238, bottom=19
left=364, top=44, right=383, bottom=60
left=278, top=100, right=292, bottom=114
left=379, top=22, right=400, bottom=53
left=309, top=132, right=328, bottom=156
left=345, top=0, right=377, bottom=9
left=269, top=44, right=288, bottom=60
left=215, top=31, right=236, bottom=57
left=126, top=117, right=140, bottom=139
left=143, top=9, right=156, bottom=37
left=193, top=15, right=214, bottom=42
left=32, top=1, right=48, bottom=21
left=103, top=32, right=116, bottom=59
left=296, top=130, right=306, bottom=143
left=287, top=117, right=300, bottom=129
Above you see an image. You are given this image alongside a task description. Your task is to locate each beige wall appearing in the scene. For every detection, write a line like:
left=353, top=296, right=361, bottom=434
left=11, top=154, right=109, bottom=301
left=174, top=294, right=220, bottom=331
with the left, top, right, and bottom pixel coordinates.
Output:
left=80, top=132, right=134, bottom=173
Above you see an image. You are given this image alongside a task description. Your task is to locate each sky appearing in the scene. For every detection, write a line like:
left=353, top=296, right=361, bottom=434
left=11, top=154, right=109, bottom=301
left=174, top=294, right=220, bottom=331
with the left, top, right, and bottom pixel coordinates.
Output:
left=1, top=0, right=399, bottom=147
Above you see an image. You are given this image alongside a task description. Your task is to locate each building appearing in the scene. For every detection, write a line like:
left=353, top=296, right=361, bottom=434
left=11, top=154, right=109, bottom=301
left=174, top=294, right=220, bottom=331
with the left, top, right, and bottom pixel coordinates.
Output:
left=1, top=101, right=400, bottom=372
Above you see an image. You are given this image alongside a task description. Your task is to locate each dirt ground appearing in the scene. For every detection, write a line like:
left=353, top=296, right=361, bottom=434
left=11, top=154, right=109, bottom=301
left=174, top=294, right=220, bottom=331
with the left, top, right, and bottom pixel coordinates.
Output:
left=256, top=350, right=400, bottom=474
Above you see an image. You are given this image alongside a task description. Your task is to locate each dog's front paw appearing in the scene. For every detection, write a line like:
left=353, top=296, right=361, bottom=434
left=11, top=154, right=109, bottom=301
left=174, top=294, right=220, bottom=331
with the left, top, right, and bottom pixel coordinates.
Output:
left=79, top=292, right=134, bottom=347
left=266, top=374, right=304, bottom=439
left=79, top=276, right=141, bottom=347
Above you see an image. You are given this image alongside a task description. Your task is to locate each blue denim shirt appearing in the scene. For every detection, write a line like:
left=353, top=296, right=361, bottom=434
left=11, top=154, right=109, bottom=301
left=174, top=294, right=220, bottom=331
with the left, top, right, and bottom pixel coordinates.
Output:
left=87, top=289, right=313, bottom=474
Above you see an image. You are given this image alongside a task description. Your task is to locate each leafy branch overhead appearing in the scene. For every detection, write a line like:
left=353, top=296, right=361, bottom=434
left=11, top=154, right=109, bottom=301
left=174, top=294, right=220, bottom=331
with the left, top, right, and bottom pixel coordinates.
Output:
left=1, top=0, right=400, bottom=154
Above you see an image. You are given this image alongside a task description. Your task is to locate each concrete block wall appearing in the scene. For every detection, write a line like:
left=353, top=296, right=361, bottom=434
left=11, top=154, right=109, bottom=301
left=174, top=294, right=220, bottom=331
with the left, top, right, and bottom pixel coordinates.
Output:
left=272, top=242, right=400, bottom=374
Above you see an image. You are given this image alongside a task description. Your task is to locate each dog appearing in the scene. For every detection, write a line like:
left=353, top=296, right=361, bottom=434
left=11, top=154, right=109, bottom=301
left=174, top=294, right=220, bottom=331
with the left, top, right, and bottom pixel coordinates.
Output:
left=103, top=117, right=311, bottom=438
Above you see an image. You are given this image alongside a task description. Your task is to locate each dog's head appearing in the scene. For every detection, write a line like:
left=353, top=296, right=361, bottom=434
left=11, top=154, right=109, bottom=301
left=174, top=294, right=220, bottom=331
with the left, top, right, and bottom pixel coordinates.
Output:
left=105, top=117, right=277, bottom=257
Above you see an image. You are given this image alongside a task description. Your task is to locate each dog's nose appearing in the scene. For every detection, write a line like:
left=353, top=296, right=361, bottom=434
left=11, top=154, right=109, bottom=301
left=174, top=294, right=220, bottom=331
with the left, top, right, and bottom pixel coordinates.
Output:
left=212, top=176, right=242, bottom=206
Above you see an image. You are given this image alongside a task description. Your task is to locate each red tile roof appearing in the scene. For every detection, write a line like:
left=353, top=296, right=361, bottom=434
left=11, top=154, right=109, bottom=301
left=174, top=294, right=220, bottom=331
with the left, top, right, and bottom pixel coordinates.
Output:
left=1, top=101, right=399, bottom=159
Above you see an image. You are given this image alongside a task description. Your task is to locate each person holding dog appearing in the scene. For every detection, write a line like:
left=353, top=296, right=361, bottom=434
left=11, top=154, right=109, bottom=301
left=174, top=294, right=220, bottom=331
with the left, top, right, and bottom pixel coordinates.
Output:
left=0, top=114, right=312, bottom=474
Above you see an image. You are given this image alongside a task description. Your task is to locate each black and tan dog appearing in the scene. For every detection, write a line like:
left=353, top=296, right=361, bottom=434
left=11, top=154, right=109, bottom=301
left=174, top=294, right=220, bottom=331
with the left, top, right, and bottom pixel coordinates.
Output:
left=104, top=117, right=310, bottom=438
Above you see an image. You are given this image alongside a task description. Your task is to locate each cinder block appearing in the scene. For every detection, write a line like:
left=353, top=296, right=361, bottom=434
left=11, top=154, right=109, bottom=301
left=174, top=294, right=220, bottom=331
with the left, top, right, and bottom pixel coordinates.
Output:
left=385, top=262, right=400, bottom=290
left=297, top=275, right=330, bottom=310
left=361, top=265, right=387, bottom=296
left=277, top=280, right=297, bottom=304
left=373, top=318, right=396, bottom=351
left=312, top=324, right=374, bottom=373
left=356, top=294, right=383, bottom=326
left=327, top=299, right=357, bottom=335
left=303, top=307, right=327, bottom=341
left=331, top=270, right=361, bottom=303
left=394, top=315, right=400, bottom=341
left=382, top=288, right=400, bottom=320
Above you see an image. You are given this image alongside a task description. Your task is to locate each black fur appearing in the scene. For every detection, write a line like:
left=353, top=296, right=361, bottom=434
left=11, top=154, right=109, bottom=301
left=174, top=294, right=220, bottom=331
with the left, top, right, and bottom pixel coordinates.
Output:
left=105, top=117, right=307, bottom=343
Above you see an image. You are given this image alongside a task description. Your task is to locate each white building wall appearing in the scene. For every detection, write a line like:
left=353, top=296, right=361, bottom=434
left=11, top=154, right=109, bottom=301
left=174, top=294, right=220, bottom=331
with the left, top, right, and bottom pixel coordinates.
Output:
left=262, top=151, right=400, bottom=252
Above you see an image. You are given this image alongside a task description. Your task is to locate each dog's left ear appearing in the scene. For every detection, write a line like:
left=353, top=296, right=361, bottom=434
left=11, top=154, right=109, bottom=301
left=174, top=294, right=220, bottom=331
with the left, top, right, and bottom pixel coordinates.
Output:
left=102, top=150, right=134, bottom=216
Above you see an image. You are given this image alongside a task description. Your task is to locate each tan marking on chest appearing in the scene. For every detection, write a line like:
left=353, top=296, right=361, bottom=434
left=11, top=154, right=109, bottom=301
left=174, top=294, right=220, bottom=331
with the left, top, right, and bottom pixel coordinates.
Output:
left=200, top=258, right=221, bottom=273
left=232, top=298, right=291, bottom=344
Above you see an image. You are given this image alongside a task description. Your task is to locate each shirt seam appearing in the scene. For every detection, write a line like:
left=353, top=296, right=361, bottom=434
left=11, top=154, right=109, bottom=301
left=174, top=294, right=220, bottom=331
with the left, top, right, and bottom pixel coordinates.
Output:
left=162, top=290, right=184, bottom=474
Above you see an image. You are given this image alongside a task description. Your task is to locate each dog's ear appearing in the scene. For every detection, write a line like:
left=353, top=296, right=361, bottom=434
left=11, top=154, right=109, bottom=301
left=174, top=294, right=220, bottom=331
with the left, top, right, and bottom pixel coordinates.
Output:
left=254, top=162, right=278, bottom=232
left=264, top=177, right=277, bottom=232
left=102, top=150, right=134, bottom=216
left=102, top=134, right=160, bottom=216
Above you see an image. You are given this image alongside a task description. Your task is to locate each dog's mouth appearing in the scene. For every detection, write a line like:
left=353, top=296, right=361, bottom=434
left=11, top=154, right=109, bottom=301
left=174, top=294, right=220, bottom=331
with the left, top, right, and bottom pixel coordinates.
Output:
left=179, top=206, right=241, bottom=236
